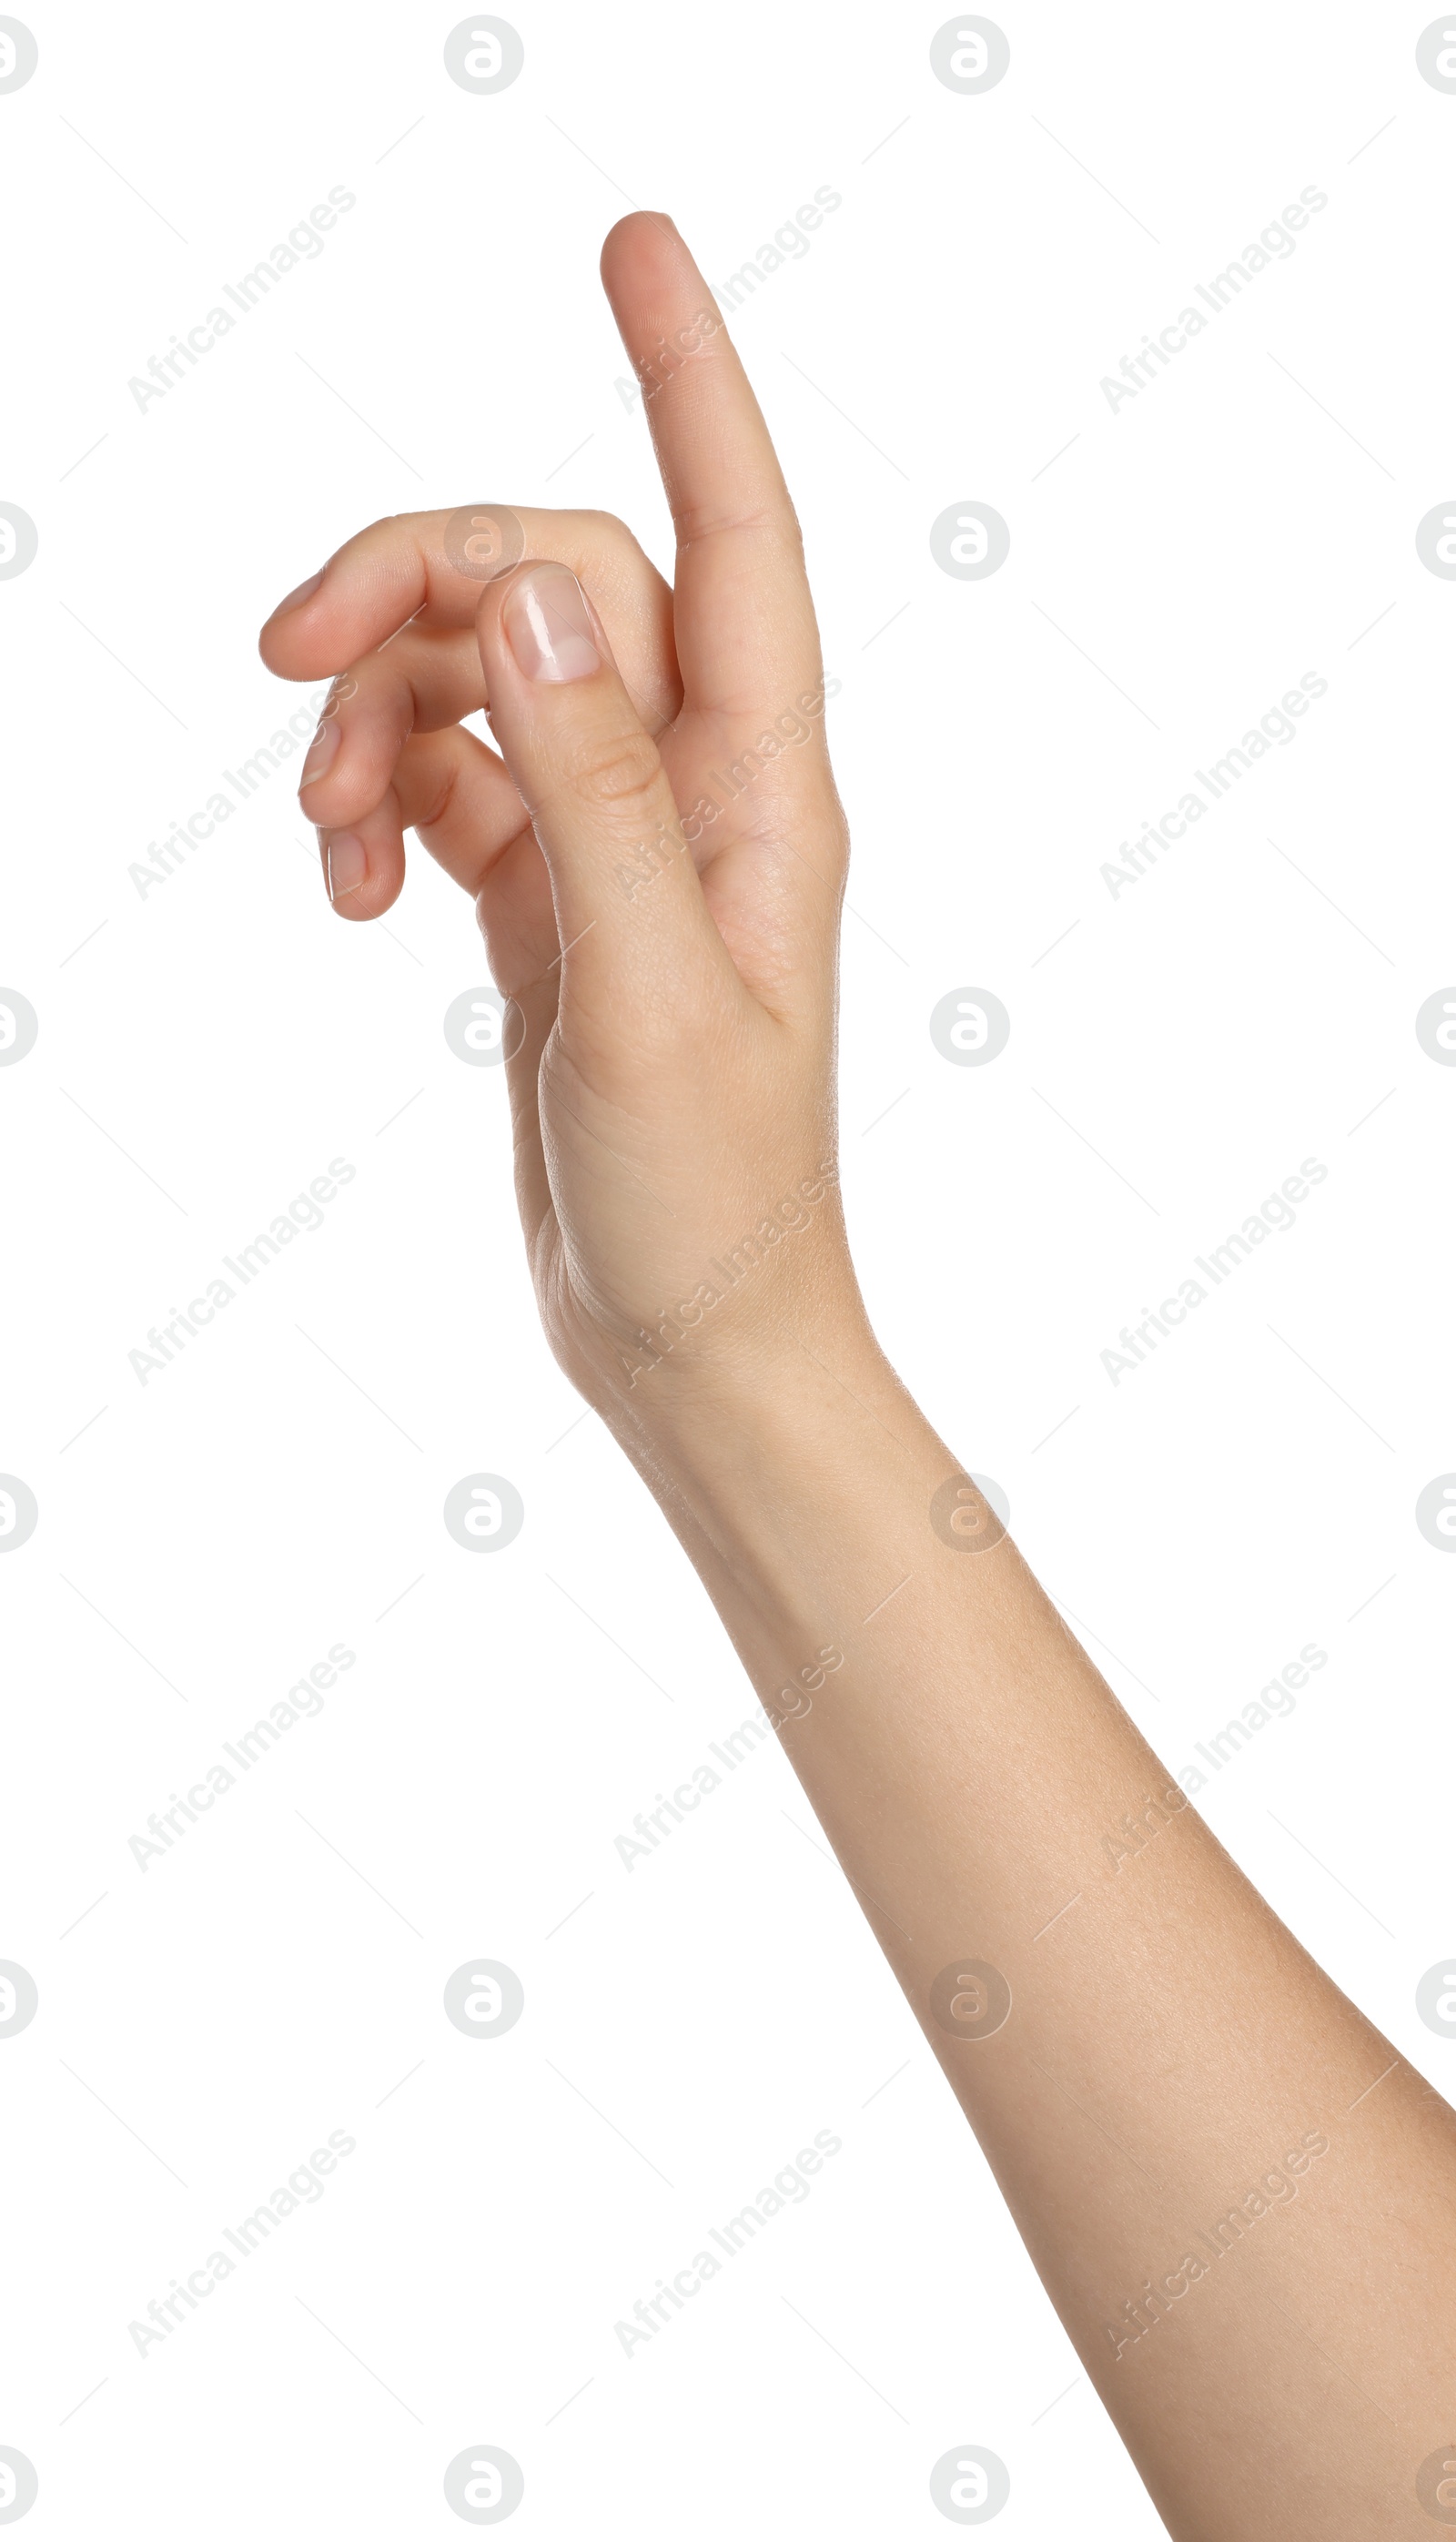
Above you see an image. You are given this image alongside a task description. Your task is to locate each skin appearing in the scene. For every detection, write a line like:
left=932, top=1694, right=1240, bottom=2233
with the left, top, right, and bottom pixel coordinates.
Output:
left=259, top=213, right=1456, bottom=2539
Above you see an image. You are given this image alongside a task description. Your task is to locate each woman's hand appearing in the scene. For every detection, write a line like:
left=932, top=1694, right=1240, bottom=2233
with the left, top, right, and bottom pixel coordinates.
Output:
left=261, top=212, right=1456, bottom=2540
left=259, top=214, right=861, bottom=1423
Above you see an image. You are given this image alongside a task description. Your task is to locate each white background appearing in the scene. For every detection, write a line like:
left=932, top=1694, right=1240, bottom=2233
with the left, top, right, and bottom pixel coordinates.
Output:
left=2, top=3, right=1454, bottom=2533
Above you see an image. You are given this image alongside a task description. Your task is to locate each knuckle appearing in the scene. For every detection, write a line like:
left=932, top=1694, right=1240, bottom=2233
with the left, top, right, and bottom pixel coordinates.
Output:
left=569, top=731, right=662, bottom=818
left=404, top=734, right=464, bottom=835
left=580, top=509, right=654, bottom=579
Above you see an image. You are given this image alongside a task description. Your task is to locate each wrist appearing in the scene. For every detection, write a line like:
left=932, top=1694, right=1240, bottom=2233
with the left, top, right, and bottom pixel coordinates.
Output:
left=600, top=1307, right=1002, bottom=1717
left=602, top=1305, right=946, bottom=1563
left=600, top=1291, right=891, bottom=1458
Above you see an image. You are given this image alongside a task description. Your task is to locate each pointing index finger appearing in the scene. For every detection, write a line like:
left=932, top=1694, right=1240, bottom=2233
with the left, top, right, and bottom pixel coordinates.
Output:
left=600, top=213, right=822, bottom=716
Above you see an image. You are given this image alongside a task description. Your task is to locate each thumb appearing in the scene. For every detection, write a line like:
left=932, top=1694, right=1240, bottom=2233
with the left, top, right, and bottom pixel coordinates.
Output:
left=475, top=561, right=736, bottom=1021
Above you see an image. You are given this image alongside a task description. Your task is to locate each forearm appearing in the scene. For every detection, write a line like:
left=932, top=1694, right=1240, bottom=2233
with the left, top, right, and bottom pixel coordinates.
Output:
left=265, top=206, right=1456, bottom=2539
left=612, top=1320, right=1456, bottom=2539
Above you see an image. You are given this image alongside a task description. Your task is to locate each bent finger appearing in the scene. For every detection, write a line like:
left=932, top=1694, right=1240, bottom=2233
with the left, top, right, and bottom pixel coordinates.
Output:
left=316, top=724, right=531, bottom=920
left=297, top=627, right=492, bottom=831
left=261, top=504, right=680, bottom=722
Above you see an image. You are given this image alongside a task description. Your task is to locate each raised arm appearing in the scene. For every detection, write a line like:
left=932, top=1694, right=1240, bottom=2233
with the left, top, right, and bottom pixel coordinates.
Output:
left=259, top=212, right=1456, bottom=2539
